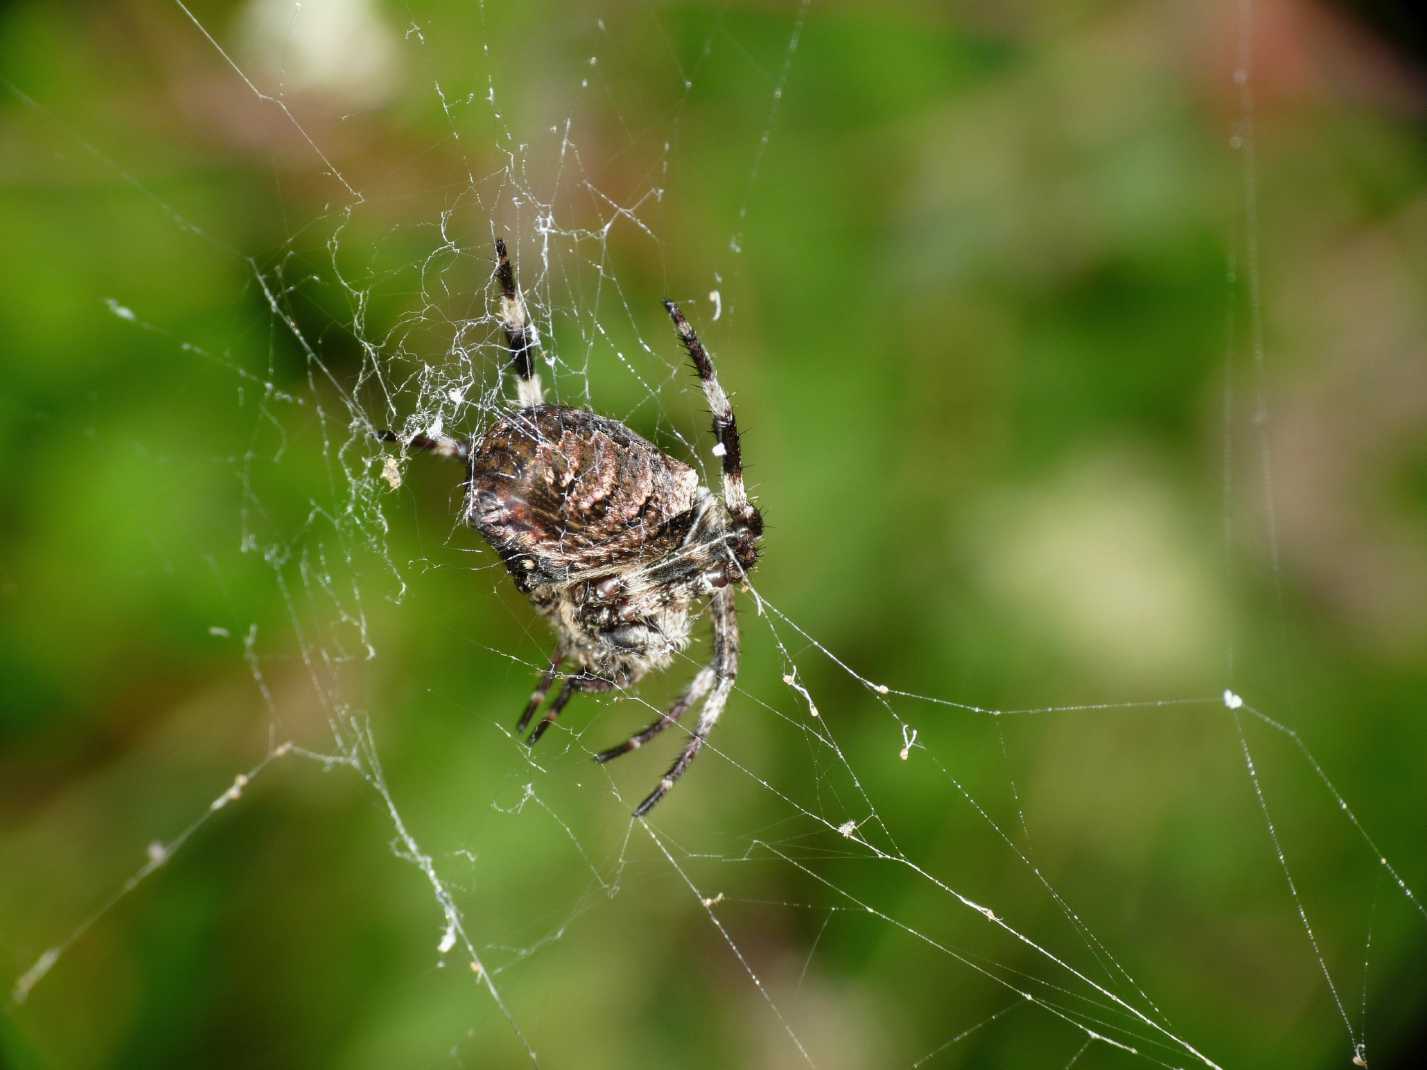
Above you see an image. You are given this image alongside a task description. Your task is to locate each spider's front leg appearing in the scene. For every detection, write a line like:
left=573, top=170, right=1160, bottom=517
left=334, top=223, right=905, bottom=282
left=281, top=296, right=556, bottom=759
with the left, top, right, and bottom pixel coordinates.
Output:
left=515, top=654, right=563, bottom=735
left=593, top=667, right=715, bottom=765
left=527, top=672, right=613, bottom=746
left=632, top=586, right=739, bottom=818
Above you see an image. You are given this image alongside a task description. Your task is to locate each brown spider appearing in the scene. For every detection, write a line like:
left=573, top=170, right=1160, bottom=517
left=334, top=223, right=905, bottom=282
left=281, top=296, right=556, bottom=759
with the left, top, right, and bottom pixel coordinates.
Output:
left=388, top=240, right=762, bottom=816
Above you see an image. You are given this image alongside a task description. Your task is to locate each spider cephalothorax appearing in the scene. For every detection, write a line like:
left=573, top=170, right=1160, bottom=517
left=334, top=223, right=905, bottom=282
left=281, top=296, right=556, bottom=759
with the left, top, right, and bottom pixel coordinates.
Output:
left=390, top=240, right=762, bottom=816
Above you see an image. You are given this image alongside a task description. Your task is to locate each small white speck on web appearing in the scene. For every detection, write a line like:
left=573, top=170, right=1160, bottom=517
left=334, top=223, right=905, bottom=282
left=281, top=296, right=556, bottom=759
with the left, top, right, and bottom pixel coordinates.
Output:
left=837, top=819, right=858, bottom=838
left=701, top=892, right=724, bottom=908
left=146, top=841, right=168, bottom=864
left=104, top=298, right=136, bottom=321
left=208, top=626, right=230, bottom=639
left=781, top=668, right=818, bottom=717
left=211, top=773, right=250, bottom=811
left=708, top=289, right=722, bottom=320
left=381, top=456, right=402, bottom=490
left=12, top=947, right=60, bottom=1004
left=899, top=725, right=918, bottom=761
left=712, top=442, right=727, bottom=458
left=425, top=415, right=444, bottom=439
left=446, top=386, right=466, bottom=404
left=1223, top=689, right=1244, bottom=710
left=437, top=923, right=457, bottom=954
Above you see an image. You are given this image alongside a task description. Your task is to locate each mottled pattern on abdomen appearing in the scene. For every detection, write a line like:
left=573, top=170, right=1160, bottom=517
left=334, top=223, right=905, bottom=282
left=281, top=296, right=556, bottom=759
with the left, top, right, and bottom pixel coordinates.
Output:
left=467, top=406, right=700, bottom=587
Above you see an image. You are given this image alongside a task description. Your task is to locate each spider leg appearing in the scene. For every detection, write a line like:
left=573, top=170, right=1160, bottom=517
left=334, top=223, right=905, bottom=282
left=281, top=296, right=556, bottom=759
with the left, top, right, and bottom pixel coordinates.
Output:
left=526, top=671, right=612, bottom=746
left=495, top=239, right=543, bottom=408
left=593, top=666, right=714, bottom=765
left=663, top=301, right=749, bottom=519
left=633, top=587, right=739, bottom=818
left=515, top=654, right=564, bottom=735
left=527, top=676, right=579, bottom=746
left=376, top=429, right=468, bottom=463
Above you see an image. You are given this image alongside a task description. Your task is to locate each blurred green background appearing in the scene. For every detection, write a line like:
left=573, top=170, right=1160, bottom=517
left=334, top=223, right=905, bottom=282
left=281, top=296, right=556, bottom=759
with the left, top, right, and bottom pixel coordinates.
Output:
left=4, top=1, right=1426, bottom=1067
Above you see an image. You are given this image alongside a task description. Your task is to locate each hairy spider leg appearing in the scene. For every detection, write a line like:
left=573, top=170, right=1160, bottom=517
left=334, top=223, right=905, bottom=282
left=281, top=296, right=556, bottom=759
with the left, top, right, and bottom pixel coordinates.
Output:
left=527, top=671, right=616, bottom=747
left=527, top=676, right=579, bottom=746
left=593, top=666, right=715, bottom=765
left=663, top=301, right=749, bottom=518
left=515, top=654, right=564, bottom=735
left=633, top=587, right=739, bottom=817
left=376, top=429, right=469, bottom=463
left=495, top=239, right=543, bottom=408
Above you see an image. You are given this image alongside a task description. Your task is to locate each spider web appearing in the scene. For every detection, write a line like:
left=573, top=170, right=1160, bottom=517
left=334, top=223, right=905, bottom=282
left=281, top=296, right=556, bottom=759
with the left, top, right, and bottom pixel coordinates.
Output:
left=4, top=1, right=1426, bottom=1067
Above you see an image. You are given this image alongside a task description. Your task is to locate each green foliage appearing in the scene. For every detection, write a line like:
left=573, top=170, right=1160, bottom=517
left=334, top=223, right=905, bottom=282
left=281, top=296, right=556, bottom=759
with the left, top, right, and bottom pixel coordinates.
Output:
left=3, top=2, right=1425, bottom=1068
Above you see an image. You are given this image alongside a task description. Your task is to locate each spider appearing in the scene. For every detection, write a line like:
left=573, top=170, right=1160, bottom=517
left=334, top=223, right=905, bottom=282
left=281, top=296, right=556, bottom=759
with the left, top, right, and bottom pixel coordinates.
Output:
left=388, top=240, right=763, bottom=816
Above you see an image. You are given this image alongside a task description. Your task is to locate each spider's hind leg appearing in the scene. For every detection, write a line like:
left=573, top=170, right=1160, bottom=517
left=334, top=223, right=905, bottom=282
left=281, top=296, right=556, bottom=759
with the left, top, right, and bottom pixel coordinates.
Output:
left=376, top=429, right=469, bottom=463
left=495, top=239, right=543, bottom=408
left=663, top=301, right=749, bottom=518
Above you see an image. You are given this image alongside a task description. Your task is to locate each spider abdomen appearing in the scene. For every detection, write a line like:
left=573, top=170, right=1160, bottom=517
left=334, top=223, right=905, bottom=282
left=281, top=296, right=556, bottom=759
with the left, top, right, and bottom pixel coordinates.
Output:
left=464, top=404, right=710, bottom=688
left=467, top=405, right=700, bottom=589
